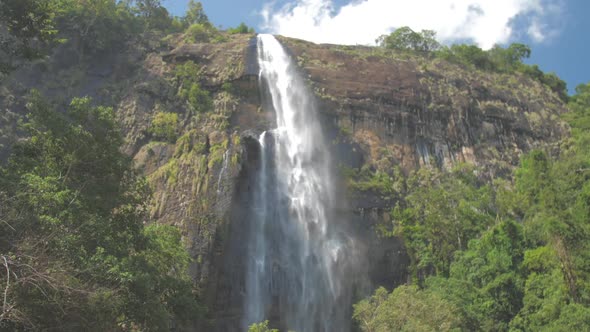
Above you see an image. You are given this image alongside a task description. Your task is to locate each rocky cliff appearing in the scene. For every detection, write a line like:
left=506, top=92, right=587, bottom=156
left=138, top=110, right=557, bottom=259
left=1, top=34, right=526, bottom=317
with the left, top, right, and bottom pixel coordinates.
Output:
left=0, top=31, right=568, bottom=329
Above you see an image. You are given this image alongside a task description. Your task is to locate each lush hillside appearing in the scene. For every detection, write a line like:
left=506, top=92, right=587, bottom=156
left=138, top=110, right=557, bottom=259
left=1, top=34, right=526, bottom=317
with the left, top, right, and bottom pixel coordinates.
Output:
left=1, top=1, right=589, bottom=331
left=352, top=82, right=590, bottom=331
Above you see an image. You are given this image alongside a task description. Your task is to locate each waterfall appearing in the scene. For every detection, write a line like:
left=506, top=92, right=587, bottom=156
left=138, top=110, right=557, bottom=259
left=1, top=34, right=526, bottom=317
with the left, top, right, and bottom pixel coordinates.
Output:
left=242, top=34, right=354, bottom=332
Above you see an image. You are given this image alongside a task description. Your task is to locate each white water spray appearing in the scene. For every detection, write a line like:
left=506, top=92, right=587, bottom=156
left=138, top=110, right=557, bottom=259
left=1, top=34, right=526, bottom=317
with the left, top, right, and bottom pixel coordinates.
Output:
left=242, top=34, right=353, bottom=332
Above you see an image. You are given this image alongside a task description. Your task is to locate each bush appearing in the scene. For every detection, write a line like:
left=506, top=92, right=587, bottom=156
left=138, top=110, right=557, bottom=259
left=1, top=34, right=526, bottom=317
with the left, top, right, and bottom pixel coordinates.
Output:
left=174, top=60, right=201, bottom=83
left=248, top=321, right=278, bottom=332
left=221, top=82, right=235, bottom=94
left=187, top=83, right=212, bottom=113
left=150, top=111, right=178, bottom=141
left=433, top=41, right=568, bottom=100
left=184, top=22, right=215, bottom=43
left=174, top=61, right=212, bottom=113
left=436, top=44, right=495, bottom=70
left=227, top=22, right=254, bottom=34
left=377, top=26, right=440, bottom=52
left=353, top=286, right=460, bottom=331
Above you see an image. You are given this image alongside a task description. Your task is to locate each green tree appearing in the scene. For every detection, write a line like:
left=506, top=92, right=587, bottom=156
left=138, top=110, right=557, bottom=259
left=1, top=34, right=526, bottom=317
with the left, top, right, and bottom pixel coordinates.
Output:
left=434, top=41, right=568, bottom=100
left=0, top=0, right=61, bottom=72
left=227, top=22, right=255, bottom=34
left=126, top=0, right=161, bottom=20
left=183, top=0, right=209, bottom=26
left=184, top=22, right=222, bottom=43
left=353, top=286, right=460, bottom=332
left=565, top=83, right=590, bottom=134
left=0, top=91, right=198, bottom=330
left=390, top=164, right=494, bottom=279
left=361, top=85, right=590, bottom=328
left=377, top=26, right=440, bottom=52
left=509, top=246, right=570, bottom=330
left=58, top=0, right=141, bottom=56
left=436, top=44, right=494, bottom=70
left=447, top=220, right=525, bottom=330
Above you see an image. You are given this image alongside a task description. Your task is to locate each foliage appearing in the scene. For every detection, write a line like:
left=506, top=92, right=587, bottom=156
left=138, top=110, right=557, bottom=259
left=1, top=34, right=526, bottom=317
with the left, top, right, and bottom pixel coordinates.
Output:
left=183, top=0, right=209, bottom=26
left=564, top=83, right=590, bottom=135
left=0, top=0, right=201, bottom=65
left=377, top=26, right=440, bottom=52
left=127, top=0, right=179, bottom=31
left=174, top=61, right=213, bottom=113
left=353, top=286, right=460, bottom=332
left=227, top=22, right=255, bottom=34
left=358, top=82, right=590, bottom=331
left=375, top=27, right=567, bottom=99
left=435, top=43, right=533, bottom=72
left=149, top=111, right=178, bottom=142
left=185, top=23, right=212, bottom=42
left=0, top=91, right=199, bottom=330
left=435, top=42, right=568, bottom=101
left=436, top=44, right=495, bottom=70
left=390, top=164, right=494, bottom=279
left=341, top=165, right=402, bottom=198
left=222, top=82, right=236, bottom=94
left=57, top=0, right=141, bottom=56
left=248, top=320, right=279, bottom=332
left=0, top=0, right=61, bottom=71
left=441, top=220, right=525, bottom=331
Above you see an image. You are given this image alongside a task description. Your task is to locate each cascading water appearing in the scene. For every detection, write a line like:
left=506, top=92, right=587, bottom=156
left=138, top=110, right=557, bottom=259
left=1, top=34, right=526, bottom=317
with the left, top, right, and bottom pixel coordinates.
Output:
left=241, top=34, right=356, bottom=332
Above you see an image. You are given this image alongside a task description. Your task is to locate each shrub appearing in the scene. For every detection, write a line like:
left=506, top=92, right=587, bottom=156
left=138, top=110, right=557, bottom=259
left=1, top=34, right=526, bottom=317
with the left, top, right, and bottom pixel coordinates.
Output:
left=184, top=83, right=212, bottom=113
left=377, top=26, right=440, bottom=52
left=184, top=22, right=215, bottom=43
left=227, top=22, right=254, bottom=34
left=150, top=111, right=178, bottom=141
left=173, top=61, right=212, bottom=113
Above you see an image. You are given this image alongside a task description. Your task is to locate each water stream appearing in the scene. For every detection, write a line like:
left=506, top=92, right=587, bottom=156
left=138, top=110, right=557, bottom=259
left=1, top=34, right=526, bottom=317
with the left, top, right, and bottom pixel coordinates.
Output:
left=242, top=34, right=354, bottom=332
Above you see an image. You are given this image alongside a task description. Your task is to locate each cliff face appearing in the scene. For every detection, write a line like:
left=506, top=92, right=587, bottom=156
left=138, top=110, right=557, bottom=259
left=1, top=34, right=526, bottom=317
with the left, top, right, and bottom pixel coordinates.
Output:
left=280, top=37, right=566, bottom=174
left=275, top=36, right=567, bottom=298
left=0, top=32, right=568, bottom=328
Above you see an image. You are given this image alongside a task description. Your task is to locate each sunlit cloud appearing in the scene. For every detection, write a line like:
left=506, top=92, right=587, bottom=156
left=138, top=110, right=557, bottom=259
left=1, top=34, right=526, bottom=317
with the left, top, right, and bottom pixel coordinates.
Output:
left=260, top=0, right=564, bottom=49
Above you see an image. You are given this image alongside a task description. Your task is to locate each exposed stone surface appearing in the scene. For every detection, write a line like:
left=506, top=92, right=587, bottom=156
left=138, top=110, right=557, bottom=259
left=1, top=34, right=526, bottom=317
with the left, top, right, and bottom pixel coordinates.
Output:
left=280, top=37, right=567, bottom=174
left=277, top=35, right=568, bottom=298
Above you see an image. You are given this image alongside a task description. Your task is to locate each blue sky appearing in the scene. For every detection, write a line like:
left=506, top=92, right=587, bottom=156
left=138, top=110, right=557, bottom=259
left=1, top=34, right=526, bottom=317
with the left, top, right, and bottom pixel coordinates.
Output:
left=164, top=0, right=589, bottom=94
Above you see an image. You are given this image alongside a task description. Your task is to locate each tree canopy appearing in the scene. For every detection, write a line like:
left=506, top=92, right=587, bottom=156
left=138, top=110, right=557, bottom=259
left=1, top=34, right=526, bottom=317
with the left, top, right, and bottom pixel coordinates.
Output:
left=377, top=26, right=440, bottom=52
left=356, top=82, right=590, bottom=331
left=0, top=92, right=199, bottom=330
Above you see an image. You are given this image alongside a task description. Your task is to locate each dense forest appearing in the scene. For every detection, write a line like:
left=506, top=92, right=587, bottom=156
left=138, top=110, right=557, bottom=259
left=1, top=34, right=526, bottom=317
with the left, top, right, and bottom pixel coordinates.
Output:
left=1, top=0, right=589, bottom=331
left=353, top=82, right=590, bottom=331
left=0, top=1, right=219, bottom=330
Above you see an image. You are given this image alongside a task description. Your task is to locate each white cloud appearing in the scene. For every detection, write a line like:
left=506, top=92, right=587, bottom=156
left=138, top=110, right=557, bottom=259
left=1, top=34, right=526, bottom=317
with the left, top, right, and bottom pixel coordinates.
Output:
left=528, top=20, right=546, bottom=42
left=260, top=0, right=563, bottom=49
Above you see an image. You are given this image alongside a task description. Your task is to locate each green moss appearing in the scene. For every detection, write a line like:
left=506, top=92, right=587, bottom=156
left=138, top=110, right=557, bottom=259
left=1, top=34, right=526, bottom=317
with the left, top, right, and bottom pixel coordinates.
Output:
left=221, top=82, right=233, bottom=93
left=232, top=134, right=241, bottom=146
left=231, top=153, right=239, bottom=167
left=174, top=130, right=207, bottom=159
left=208, top=139, right=228, bottom=169
left=208, top=113, right=229, bottom=129
left=339, top=123, right=353, bottom=137
left=150, top=158, right=179, bottom=187
left=164, top=159, right=179, bottom=186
